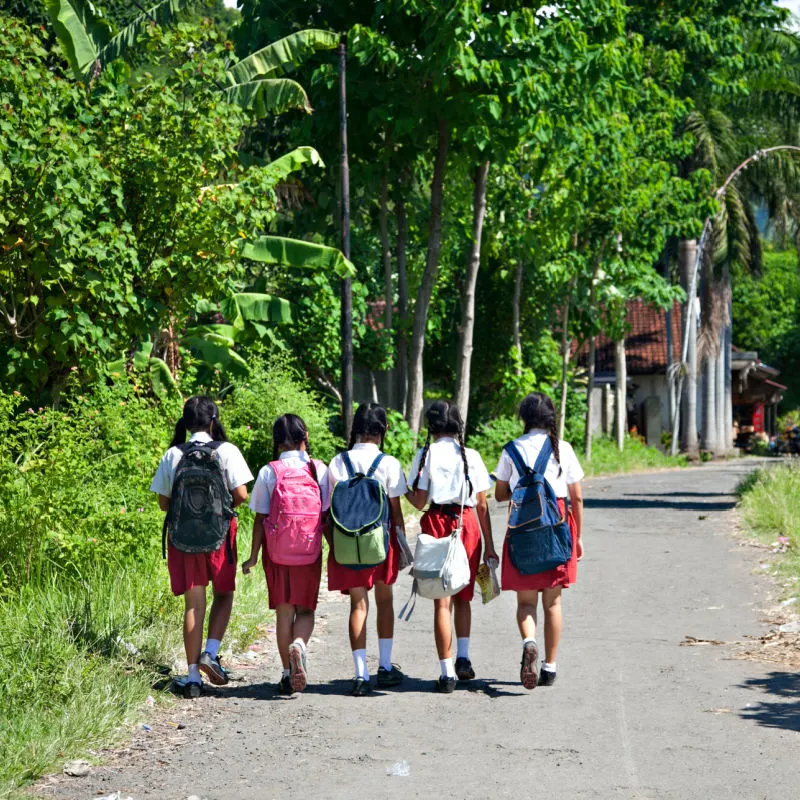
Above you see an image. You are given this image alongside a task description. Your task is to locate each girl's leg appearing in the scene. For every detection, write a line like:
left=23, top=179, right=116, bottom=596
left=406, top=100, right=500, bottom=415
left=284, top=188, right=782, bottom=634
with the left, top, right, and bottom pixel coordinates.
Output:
left=541, top=587, right=563, bottom=664
left=292, top=606, right=315, bottom=643
left=453, top=597, right=471, bottom=640
left=183, top=586, right=206, bottom=684
left=374, top=582, right=400, bottom=680
left=275, top=603, right=295, bottom=671
left=349, top=588, right=370, bottom=683
left=517, top=590, right=540, bottom=690
left=516, top=590, right=539, bottom=639
left=206, top=590, right=233, bottom=644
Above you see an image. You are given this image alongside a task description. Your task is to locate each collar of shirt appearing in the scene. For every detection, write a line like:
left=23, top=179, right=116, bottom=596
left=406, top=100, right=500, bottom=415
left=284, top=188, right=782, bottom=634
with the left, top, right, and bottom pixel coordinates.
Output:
left=280, top=450, right=309, bottom=462
left=189, top=431, right=213, bottom=443
left=520, top=428, right=547, bottom=439
left=435, top=436, right=457, bottom=445
left=352, top=442, right=380, bottom=451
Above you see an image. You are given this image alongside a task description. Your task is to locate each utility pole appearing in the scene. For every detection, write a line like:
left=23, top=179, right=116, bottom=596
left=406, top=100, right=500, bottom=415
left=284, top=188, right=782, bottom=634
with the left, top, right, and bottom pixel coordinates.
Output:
left=339, top=37, right=353, bottom=437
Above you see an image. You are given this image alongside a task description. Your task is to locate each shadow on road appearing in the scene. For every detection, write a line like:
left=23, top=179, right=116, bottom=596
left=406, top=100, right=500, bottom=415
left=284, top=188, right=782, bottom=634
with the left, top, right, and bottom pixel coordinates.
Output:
left=739, top=672, right=800, bottom=732
left=583, top=497, right=736, bottom=512
left=624, top=491, right=733, bottom=498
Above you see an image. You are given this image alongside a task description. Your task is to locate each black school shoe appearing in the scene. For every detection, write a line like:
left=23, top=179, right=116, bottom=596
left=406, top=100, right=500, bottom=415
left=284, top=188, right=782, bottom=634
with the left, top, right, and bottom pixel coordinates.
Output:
left=278, top=675, right=294, bottom=695
left=377, top=665, right=405, bottom=687
left=539, top=668, right=557, bottom=686
left=455, top=657, right=475, bottom=681
left=436, top=676, right=457, bottom=694
left=183, top=680, right=202, bottom=699
left=199, top=651, right=229, bottom=686
left=351, top=677, right=371, bottom=696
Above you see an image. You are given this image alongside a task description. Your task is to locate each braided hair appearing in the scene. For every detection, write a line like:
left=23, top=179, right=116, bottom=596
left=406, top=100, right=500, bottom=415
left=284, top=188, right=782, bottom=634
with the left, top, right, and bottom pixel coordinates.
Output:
left=272, top=414, right=311, bottom=461
left=347, top=403, right=389, bottom=450
left=170, top=396, right=227, bottom=447
left=519, top=392, right=562, bottom=477
left=412, top=400, right=473, bottom=496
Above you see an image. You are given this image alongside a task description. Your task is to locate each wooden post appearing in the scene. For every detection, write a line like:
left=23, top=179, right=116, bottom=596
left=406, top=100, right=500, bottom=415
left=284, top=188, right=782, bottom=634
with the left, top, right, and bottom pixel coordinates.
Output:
left=339, top=38, right=353, bottom=437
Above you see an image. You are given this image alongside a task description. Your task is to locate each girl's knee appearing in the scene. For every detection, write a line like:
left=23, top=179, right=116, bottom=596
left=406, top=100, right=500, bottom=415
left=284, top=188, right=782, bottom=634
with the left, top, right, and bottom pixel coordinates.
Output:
left=296, top=606, right=314, bottom=617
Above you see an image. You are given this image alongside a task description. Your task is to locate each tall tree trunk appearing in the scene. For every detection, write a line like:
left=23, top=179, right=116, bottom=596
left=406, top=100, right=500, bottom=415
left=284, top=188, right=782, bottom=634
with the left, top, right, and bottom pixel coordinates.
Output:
left=715, top=342, right=726, bottom=456
left=557, top=275, right=576, bottom=441
left=663, top=253, right=674, bottom=427
left=723, top=292, right=733, bottom=455
left=406, top=119, right=450, bottom=434
left=369, top=370, right=379, bottom=405
left=454, top=161, right=490, bottom=424
left=584, top=335, right=597, bottom=460
left=615, top=338, right=627, bottom=451
left=395, top=191, right=409, bottom=417
left=379, top=167, right=393, bottom=407
left=512, top=259, right=523, bottom=375
left=339, top=40, right=353, bottom=435
left=701, top=352, right=718, bottom=453
left=679, top=239, right=699, bottom=458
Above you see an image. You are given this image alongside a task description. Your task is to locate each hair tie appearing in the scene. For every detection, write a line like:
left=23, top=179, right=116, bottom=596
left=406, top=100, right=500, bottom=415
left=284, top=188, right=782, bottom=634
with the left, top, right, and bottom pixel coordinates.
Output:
left=211, top=414, right=217, bottom=421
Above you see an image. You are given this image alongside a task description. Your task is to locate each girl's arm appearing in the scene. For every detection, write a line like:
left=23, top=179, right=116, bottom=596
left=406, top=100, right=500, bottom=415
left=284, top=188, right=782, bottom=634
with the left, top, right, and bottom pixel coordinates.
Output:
left=405, top=487, right=429, bottom=511
left=242, top=513, right=265, bottom=573
left=475, top=491, right=497, bottom=562
left=158, top=494, right=170, bottom=512
left=567, top=480, right=584, bottom=560
left=494, top=480, right=511, bottom=503
left=389, top=496, right=405, bottom=534
left=231, top=484, right=248, bottom=508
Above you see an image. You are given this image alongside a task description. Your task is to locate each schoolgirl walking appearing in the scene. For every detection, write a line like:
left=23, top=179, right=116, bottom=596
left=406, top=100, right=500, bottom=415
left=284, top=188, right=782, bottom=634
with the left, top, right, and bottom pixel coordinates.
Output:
left=494, top=392, right=584, bottom=690
left=327, top=404, right=408, bottom=696
left=242, top=414, right=330, bottom=695
left=407, top=400, right=497, bottom=692
left=150, top=397, right=253, bottom=698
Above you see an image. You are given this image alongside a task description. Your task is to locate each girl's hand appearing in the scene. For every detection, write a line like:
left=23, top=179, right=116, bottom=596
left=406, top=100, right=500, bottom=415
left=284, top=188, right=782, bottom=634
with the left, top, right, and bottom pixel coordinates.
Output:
left=483, top=547, right=498, bottom=565
left=241, top=557, right=258, bottom=575
left=575, top=538, right=584, bottom=561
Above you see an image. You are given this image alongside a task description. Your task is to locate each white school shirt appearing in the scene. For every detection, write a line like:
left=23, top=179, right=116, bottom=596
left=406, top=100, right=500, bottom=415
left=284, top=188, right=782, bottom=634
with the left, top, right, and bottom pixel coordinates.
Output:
left=408, top=437, right=491, bottom=507
left=327, top=443, right=408, bottom=498
left=493, top=429, right=584, bottom=498
left=249, top=450, right=331, bottom=515
left=149, top=431, right=254, bottom=497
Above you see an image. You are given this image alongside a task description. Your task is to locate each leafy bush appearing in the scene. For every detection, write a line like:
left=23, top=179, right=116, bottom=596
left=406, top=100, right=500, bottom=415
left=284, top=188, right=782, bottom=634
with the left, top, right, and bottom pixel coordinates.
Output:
left=580, top=435, right=686, bottom=476
left=469, top=415, right=524, bottom=472
left=382, top=410, right=418, bottom=468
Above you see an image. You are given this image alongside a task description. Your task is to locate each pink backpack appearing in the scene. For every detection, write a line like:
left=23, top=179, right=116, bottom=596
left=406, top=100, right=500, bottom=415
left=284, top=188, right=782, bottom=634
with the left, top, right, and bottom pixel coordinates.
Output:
left=263, top=459, right=324, bottom=566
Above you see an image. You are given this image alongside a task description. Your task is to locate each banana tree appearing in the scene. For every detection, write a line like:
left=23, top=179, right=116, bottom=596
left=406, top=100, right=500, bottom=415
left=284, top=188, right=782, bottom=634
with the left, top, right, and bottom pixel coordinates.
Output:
left=47, top=0, right=337, bottom=117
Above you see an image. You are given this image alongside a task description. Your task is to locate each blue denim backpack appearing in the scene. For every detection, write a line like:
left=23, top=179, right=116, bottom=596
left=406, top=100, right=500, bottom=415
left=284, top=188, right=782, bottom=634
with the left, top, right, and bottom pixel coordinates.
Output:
left=504, top=438, right=572, bottom=575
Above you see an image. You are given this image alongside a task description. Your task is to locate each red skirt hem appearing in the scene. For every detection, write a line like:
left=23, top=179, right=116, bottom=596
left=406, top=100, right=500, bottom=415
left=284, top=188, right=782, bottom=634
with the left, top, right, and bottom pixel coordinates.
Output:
left=261, top=540, right=322, bottom=610
left=500, top=500, right=578, bottom=591
left=327, top=527, right=400, bottom=592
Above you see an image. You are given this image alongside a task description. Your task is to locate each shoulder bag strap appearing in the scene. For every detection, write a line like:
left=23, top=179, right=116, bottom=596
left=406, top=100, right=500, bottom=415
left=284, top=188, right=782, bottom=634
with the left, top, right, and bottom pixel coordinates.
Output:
left=341, top=451, right=356, bottom=479
left=503, top=441, right=530, bottom=477
left=366, top=452, right=385, bottom=478
left=533, top=437, right=553, bottom=475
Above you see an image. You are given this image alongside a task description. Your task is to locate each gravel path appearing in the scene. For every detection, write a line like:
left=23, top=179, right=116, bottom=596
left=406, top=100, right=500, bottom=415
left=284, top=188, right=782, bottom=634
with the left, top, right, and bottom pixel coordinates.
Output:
left=39, top=464, right=800, bottom=800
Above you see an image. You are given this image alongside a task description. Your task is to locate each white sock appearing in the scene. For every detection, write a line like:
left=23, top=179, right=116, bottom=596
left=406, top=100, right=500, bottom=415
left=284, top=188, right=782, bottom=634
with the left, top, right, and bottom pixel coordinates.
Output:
left=352, top=648, right=368, bottom=680
left=292, top=637, right=305, bottom=649
left=283, top=668, right=290, bottom=678
left=188, top=664, right=202, bottom=683
left=542, top=661, right=557, bottom=673
left=378, top=638, right=393, bottom=671
left=440, top=657, right=456, bottom=679
left=522, top=637, right=537, bottom=647
left=456, top=637, right=470, bottom=660
left=204, top=638, right=221, bottom=659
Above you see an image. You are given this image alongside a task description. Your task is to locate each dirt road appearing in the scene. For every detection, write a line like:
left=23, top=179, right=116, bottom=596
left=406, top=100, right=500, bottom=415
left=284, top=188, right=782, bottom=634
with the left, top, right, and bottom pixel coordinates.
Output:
left=40, top=464, right=800, bottom=799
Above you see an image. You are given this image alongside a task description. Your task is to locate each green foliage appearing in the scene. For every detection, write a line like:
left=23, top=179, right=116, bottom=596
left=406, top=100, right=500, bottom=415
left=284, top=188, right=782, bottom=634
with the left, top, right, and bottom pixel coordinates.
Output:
left=579, top=435, right=687, bottom=477
left=469, top=415, right=525, bottom=473
left=382, top=409, right=417, bottom=468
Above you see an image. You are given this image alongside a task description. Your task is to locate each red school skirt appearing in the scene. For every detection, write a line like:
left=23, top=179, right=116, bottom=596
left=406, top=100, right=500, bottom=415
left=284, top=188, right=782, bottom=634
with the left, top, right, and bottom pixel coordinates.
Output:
left=501, top=498, right=578, bottom=592
left=327, top=527, right=400, bottom=593
left=167, top=518, right=238, bottom=597
left=261, top=536, right=322, bottom=611
left=419, top=505, right=482, bottom=602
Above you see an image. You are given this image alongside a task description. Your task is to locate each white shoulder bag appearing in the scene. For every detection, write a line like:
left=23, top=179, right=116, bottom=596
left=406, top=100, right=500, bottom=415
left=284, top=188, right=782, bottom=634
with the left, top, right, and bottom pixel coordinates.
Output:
left=399, top=477, right=471, bottom=620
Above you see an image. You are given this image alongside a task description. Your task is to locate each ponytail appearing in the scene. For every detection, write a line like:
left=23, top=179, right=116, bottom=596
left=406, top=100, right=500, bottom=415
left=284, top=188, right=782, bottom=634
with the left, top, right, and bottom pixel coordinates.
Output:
left=170, top=396, right=227, bottom=447
left=411, top=432, right=432, bottom=492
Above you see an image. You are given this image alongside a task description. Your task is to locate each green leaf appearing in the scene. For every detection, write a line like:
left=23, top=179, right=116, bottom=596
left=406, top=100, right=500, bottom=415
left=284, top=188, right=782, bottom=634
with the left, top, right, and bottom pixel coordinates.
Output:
left=150, top=357, right=181, bottom=401
left=261, top=147, right=324, bottom=181
left=239, top=236, right=356, bottom=278
left=46, top=0, right=111, bottom=79
left=185, top=336, right=249, bottom=374
left=231, top=292, right=292, bottom=324
left=225, top=30, right=339, bottom=86
left=132, top=340, right=154, bottom=370
left=106, top=356, right=126, bottom=378
left=221, top=79, right=311, bottom=116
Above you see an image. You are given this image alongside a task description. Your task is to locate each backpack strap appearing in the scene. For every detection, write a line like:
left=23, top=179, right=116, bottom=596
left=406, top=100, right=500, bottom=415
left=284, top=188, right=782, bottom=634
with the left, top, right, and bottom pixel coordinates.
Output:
left=366, top=452, right=385, bottom=478
left=341, top=451, right=356, bottom=479
left=533, top=437, right=553, bottom=475
left=503, top=441, right=531, bottom=477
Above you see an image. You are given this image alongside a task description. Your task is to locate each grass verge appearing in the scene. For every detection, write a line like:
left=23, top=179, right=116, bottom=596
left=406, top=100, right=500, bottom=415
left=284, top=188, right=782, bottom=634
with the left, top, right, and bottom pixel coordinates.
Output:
left=0, top=519, right=268, bottom=799
left=737, top=465, right=800, bottom=586
left=580, top=435, right=688, bottom=477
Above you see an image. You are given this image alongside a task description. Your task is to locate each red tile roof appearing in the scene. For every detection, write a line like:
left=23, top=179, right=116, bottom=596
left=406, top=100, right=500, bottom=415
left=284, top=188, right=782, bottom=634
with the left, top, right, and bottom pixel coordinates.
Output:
left=574, top=298, right=683, bottom=375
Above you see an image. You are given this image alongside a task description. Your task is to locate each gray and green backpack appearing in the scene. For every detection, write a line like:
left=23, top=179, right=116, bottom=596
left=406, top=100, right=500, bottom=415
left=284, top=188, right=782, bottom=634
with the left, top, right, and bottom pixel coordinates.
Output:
left=162, top=441, right=235, bottom=561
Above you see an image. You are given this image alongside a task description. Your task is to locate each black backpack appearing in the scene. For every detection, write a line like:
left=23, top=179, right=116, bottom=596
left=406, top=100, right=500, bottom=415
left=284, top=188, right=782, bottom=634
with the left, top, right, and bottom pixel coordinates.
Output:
left=162, top=441, right=235, bottom=561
